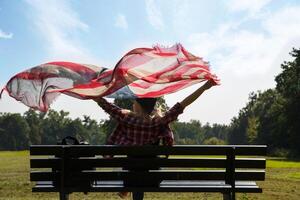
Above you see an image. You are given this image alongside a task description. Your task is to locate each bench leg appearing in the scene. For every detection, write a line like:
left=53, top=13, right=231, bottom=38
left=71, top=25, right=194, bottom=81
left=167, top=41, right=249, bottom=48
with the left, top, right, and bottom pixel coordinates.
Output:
left=223, top=192, right=235, bottom=200
left=59, top=192, right=69, bottom=200
left=132, top=191, right=144, bottom=200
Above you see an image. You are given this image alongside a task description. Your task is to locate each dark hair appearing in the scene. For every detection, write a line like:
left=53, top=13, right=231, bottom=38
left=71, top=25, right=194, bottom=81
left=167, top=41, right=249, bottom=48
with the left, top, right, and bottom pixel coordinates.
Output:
left=135, top=98, right=157, bottom=115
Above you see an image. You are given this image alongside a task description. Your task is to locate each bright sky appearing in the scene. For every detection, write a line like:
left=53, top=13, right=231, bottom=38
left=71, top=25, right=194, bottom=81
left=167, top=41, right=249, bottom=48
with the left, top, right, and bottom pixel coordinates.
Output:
left=1, top=0, right=300, bottom=125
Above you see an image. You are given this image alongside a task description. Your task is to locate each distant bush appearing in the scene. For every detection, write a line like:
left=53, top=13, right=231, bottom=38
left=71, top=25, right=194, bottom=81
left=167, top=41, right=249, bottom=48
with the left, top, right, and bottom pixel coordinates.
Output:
left=269, top=148, right=290, bottom=158
left=203, top=137, right=226, bottom=145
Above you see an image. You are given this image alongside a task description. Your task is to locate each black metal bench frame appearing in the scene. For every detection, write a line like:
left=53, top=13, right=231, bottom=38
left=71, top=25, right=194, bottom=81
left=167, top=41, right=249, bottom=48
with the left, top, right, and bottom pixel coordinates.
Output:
left=30, top=145, right=266, bottom=200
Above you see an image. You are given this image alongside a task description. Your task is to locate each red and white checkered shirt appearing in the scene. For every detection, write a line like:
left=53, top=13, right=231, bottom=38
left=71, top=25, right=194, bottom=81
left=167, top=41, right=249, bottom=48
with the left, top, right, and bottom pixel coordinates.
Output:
left=97, top=98, right=184, bottom=146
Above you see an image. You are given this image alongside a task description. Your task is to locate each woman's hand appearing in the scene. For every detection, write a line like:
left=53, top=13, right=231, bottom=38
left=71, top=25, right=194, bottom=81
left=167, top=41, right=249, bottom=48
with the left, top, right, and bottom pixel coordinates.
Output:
left=179, top=78, right=219, bottom=109
left=203, top=79, right=218, bottom=90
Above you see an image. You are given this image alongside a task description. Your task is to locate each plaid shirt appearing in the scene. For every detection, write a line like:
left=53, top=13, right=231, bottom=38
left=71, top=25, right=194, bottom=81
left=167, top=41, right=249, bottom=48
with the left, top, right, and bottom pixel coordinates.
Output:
left=97, top=98, right=184, bottom=146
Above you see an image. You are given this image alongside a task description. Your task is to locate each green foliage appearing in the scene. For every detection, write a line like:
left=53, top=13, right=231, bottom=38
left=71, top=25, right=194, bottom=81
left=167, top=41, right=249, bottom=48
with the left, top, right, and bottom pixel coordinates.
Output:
left=0, top=109, right=106, bottom=149
left=203, top=137, right=226, bottom=145
left=246, top=116, right=259, bottom=144
left=172, top=120, right=228, bottom=145
left=23, top=109, right=44, bottom=145
left=172, top=120, right=203, bottom=144
left=275, top=48, right=300, bottom=98
left=270, top=148, right=290, bottom=158
left=82, top=116, right=106, bottom=145
left=0, top=96, right=229, bottom=150
left=275, top=48, right=300, bottom=156
left=0, top=113, right=30, bottom=150
left=228, top=48, right=300, bottom=157
left=202, top=123, right=229, bottom=141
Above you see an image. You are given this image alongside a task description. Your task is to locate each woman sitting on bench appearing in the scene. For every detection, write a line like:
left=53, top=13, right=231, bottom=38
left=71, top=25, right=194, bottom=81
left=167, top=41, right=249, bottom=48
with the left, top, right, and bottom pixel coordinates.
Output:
left=94, top=79, right=217, bottom=199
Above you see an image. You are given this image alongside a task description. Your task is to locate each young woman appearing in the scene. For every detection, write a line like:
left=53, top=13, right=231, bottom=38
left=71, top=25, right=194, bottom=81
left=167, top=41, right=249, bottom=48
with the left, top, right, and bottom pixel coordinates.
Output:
left=95, top=79, right=217, bottom=146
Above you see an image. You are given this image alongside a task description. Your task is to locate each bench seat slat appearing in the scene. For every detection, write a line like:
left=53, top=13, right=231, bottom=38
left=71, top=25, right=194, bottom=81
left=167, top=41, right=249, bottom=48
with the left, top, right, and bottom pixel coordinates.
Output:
left=32, top=185, right=58, bottom=192
left=33, top=180, right=261, bottom=193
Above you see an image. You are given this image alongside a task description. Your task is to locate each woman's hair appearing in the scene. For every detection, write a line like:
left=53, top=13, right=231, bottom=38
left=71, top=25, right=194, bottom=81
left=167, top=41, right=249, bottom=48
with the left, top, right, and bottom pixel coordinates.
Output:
left=135, top=98, right=157, bottom=115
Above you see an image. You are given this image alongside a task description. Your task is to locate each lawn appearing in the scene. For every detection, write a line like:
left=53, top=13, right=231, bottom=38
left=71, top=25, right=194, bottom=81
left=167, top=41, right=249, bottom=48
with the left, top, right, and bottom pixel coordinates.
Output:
left=0, top=151, right=299, bottom=200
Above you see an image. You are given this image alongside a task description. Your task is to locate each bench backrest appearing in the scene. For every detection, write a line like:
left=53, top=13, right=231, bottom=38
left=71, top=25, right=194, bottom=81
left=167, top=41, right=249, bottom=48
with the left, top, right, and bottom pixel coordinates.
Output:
left=30, top=145, right=266, bottom=191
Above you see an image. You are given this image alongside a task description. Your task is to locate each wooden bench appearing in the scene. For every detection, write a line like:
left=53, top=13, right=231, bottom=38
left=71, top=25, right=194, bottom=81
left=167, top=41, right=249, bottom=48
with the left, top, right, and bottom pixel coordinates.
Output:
left=30, top=145, right=266, bottom=200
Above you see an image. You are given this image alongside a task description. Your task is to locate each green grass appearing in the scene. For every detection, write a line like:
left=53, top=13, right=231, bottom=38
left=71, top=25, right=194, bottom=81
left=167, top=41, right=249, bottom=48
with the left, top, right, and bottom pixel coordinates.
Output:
left=0, top=151, right=300, bottom=200
left=267, top=158, right=300, bottom=168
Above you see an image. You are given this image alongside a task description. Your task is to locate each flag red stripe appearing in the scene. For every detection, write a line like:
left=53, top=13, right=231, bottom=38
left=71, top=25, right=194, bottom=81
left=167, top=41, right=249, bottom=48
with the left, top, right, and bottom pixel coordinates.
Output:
left=135, top=79, right=193, bottom=98
left=46, top=61, right=96, bottom=74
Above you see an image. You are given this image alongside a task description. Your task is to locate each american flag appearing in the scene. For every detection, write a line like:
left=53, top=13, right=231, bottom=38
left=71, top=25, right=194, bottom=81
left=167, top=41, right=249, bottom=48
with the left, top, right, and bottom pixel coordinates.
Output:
left=1, top=44, right=219, bottom=112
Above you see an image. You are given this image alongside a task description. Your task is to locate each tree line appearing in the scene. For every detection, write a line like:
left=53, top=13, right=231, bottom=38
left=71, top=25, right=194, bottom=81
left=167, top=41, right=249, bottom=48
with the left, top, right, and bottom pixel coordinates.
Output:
left=0, top=104, right=227, bottom=150
left=0, top=48, right=299, bottom=157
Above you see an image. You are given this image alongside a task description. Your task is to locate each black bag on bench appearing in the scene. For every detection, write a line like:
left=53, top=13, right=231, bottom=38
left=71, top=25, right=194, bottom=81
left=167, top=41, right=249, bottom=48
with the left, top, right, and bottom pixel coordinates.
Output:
left=55, top=136, right=93, bottom=192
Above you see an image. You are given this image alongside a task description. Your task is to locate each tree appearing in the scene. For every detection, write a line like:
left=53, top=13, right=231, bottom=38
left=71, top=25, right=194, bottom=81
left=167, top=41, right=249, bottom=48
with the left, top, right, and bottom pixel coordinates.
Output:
left=203, top=123, right=229, bottom=141
left=24, top=109, right=44, bottom=145
left=275, top=48, right=300, bottom=156
left=41, top=110, right=71, bottom=144
left=246, top=116, right=259, bottom=144
left=172, top=120, right=204, bottom=144
left=0, top=113, right=30, bottom=150
left=226, top=48, right=300, bottom=157
left=82, top=115, right=105, bottom=144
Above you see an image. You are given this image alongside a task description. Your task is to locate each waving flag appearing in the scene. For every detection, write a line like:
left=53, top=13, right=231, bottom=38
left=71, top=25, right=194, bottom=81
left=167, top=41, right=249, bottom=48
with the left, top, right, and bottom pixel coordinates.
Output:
left=1, top=44, right=219, bottom=112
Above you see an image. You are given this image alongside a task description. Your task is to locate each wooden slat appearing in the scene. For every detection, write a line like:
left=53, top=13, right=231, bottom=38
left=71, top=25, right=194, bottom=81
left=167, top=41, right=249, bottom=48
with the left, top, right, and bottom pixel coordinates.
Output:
left=89, top=185, right=232, bottom=193
left=67, top=145, right=267, bottom=156
left=234, top=145, right=267, bottom=156
left=236, top=158, right=266, bottom=169
left=70, top=170, right=265, bottom=181
left=235, top=186, right=262, bottom=193
left=68, top=157, right=227, bottom=169
left=30, top=157, right=265, bottom=170
left=30, top=171, right=59, bottom=181
left=30, top=158, right=61, bottom=168
left=32, top=181, right=262, bottom=193
left=30, top=145, right=63, bottom=156
left=32, top=185, right=59, bottom=192
left=65, top=145, right=233, bottom=156
left=93, top=180, right=262, bottom=192
left=30, top=169, right=265, bottom=182
left=30, top=145, right=267, bottom=156
left=67, top=157, right=266, bottom=169
left=236, top=170, right=265, bottom=181
left=71, top=170, right=225, bottom=181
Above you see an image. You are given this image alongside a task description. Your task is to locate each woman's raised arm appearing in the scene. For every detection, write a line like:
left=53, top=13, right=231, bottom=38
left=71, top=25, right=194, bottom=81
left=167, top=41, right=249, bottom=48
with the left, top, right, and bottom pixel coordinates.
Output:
left=179, top=79, right=218, bottom=109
